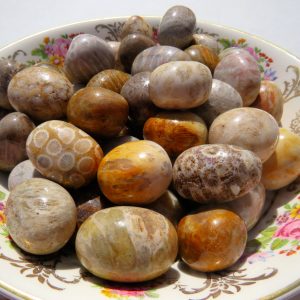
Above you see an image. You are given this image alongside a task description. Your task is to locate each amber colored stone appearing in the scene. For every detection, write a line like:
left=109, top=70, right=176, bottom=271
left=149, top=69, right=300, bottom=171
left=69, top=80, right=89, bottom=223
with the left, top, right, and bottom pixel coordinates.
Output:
left=178, top=209, right=247, bottom=272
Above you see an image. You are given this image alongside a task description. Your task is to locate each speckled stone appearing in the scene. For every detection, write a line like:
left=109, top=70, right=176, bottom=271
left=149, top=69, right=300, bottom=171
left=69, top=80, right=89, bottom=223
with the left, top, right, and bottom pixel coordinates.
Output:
left=214, top=51, right=261, bottom=106
left=6, top=178, right=77, bottom=255
left=0, top=112, right=35, bottom=172
left=178, top=209, right=247, bottom=272
left=77, top=197, right=103, bottom=228
left=67, top=87, right=128, bottom=137
left=184, top=44, right=219, bottom=72
left=8, top=160, right=43, bottom=191
left=120, top=16, right=153, bottom=39
left=7, top=66, right=73, bottom=122
left=143, top=112, right=207, bottom=158
left=197, top=183, right=266, bottom=231
left=218, top=47, right=249, bottom=61
left=208, top=107, right=279, bottom=162
left=149, top=61, right=212, bottom=109
left=173, top=144, right=262, bottom=203
left=131, top=45, right=191, bottom=75
left=251, top=80, right=283, bottom=123
left=121, top=72, right=159, bottom=125
left=97, top=140, right=173, bottom=205
left=26, top=120, right=103, bottom=189
left=63, top=34, right=115, bottom=83
left=158, top=5, right=196, bottom=49
left=262, top=128, right=300, bottom=190
left=118, top=33, right=155, bottom=72
left=193, top=79, right=243, bottom=126
left=101, top=135, right=139, bottom=154
left=0, top=58, right=22, bottom=110
left=87, top=69, right=130, bottom=93
left=192, top=34, right=219, bottom=54
left=75, top=206, right=178, bottom=282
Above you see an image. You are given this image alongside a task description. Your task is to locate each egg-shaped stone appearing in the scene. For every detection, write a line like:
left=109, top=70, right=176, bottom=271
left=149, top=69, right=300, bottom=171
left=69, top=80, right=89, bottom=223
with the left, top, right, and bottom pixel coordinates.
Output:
left=196, top=183, right=266, bottom=231
left=98, top=140, right=172, bottom=205
left=209, top=107, right=279, bottom=162
left=173, top=144, right=262, bottom=203
left=0, top=58, right=22, bottom=110
left=158, top=5, right=196, bottom=49
left=87, top=69, right=130, bottom=93
left=131, top=45, right=191, bottom=75
left=120, top=16, right=153, bottom=39
left=185, top=44, right=219, bottom=72
left=193, top=79, right=243, bottom=126
left=121, top=72, right=159, bottom=126
left=8, top=160, right=43, bottom=191
left=214, top=51, right=261, bottom=106
left=6, top=178, right=77, bottom=255
left=149, top=61, right=212, bottom=109
left=67, top=87, right=128, bottom=138
left=262, top=128, right=300, bottom=190
left=251, top=80, right=283, bottom=122
left=26, top=120, right=103, bottom=188
left=63, top=34, right=115, bottom=83
left=192, top=33, right=219, bottom=54
left=7, top=66, right=73, bottom=122
left=143, top=112, right=207, bottom=158
left=178, top=209, right=247, bottom=272
left=0, top=112, right=35, bottom=171
left=75, top=206, right=178, bottom=282
left=118, top=33, right=155, bottom=72
left=218, top=47, right=250, bottom=61
left=107, top=41, right=124, bottom=71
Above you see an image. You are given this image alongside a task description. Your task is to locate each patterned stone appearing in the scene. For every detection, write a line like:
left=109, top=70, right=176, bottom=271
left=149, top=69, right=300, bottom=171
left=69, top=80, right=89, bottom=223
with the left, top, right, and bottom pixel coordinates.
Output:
left=7, top=66, right=73, bottom=122
left=192, top=34, right=219, bottom=54
left=120, top=16, right=153, bottom=39
left=97, top=140, right=172, bottom=205
left=208, top=107, right=279, bottom=162
left=26, top=120, right=103, bottom=189
left=76, top=206, right=178, bottom=282
left=131, top=45, right=191, bottom=75
left=149, top=61, right=212, bottom=109
left=178, top=209, right=247, bottom=272
left=6, top=178, right=77, bottom=255
left=158, top=5, right=196, bottom=49
left=173, top=144, right=262, bottom=203
left=0, top=112, right=35, bottom=171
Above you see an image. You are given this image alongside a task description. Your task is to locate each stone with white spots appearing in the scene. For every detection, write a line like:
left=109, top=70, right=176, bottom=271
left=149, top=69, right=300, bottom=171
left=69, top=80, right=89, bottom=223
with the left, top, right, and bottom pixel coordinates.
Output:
left=26, top=120, right=103, bottom=188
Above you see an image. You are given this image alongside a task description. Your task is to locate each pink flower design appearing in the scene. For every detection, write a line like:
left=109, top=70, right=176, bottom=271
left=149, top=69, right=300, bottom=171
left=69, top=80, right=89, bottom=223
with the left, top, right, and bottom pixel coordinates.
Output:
left=0, top=202, right=4, bottom=211
left=276, top=212, right=292, bottom=225
left=245, top=46, right=259, bottom=61
left=246, top=251, right=274, bottom=264
left=274, top=219, right=300, bottom=240
left=101, top=287, right=146, bottom=298
left=51, top=38, right=71, bottom=57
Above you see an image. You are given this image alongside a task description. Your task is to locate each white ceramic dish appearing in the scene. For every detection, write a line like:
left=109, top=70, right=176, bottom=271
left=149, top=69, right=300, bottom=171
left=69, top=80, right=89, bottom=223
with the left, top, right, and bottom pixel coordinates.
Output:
left=0, top=17, right=300, bottom=300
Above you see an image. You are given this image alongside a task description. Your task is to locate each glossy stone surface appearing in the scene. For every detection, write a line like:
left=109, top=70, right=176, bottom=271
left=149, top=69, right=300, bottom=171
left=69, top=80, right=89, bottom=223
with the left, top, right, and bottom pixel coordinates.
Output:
left=102, top=135, right=139, bottom=154
left=149, top=61, right=212, bottom=109
left=252, top=80, right=284, bottom=122
left=0, top=58, right=21, bottom=110
left=131, top=45, right=191, bottom=75
left=173, top=144, right=262, bottom=203
left=121, top=72, right=159, bottom=125
left=218, top=47, right=249, bottom=61
left=87, top=69, right=130, bottom=93
left=185, top=44, right=219, bottom=72
left=192, top=34, right=219, bottom=54
left=7, top=66, right=73, bottom=122
left=76, top=206, right=178, bottom=282
left=193, top=79, right=243, bottom=126
left=63, top=34, right=114, bottom=83
left=6, top=178, right=77, bottom=255
left=143, top=112, right=207, bottom=158
left=120, top=16, right=153, bottom=39
left=158, top=5, right=196, bottom=49
left=178, top=209, right=247, bottom=272
left=214, top=52, right=261, bottom=106
left=26, top=120, right=103, bottom=188
left=262, top=128, right=300, bottom=190
left=107, top=41, right=124, bottom=71
left=0, top=112, right=35, bottom=171
left=67, top=87, right=128, bottom=138
left=8, top=160, right=43, bottom=191
left=197, top=183, right=266, bottom=231
left=209, top=107, right=279, bottom=162
left=119, top=33, right=155, bottom=72
left=97, top=140, right=172, bottom=205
